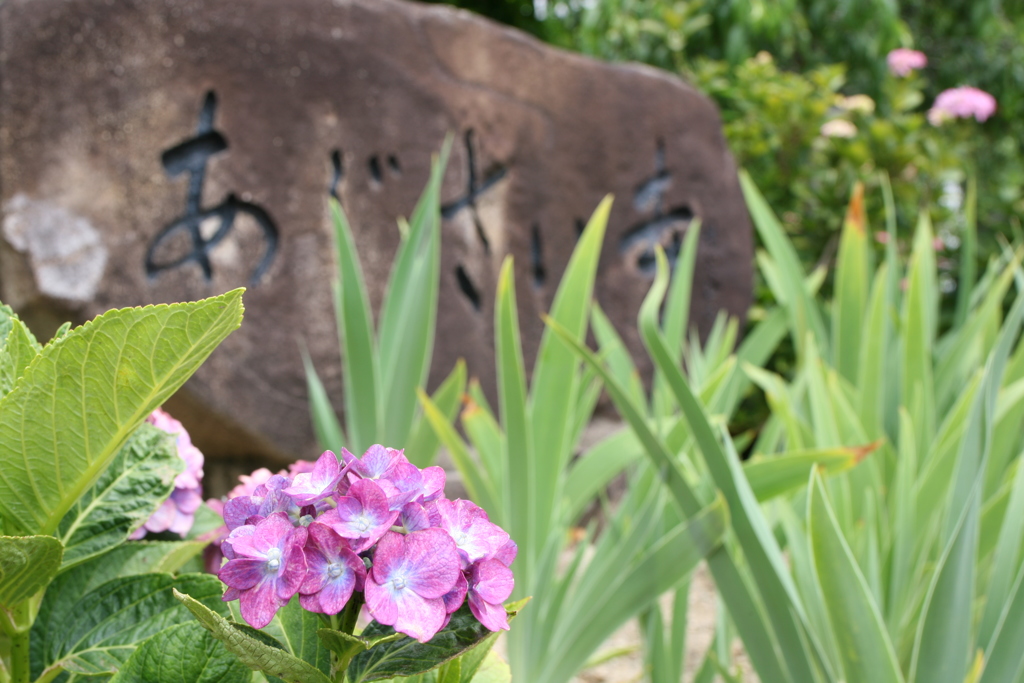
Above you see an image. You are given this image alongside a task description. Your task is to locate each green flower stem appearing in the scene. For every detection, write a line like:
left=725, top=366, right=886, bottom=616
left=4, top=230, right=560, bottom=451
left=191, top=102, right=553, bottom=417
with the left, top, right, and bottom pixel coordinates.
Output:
left=1, top=631, right=11, bottom=683
left=338, top=592, right=363, bottom=636
left=30, top=667, right=63, bottom=683
left=4, top=602, right=29, bottom=683
left=331, top=593, right=366, bottom=682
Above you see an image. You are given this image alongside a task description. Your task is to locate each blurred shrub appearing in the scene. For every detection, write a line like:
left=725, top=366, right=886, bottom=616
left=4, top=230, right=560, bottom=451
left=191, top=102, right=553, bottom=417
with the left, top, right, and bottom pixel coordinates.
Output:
left=438, top=0, right=1023, bottom=293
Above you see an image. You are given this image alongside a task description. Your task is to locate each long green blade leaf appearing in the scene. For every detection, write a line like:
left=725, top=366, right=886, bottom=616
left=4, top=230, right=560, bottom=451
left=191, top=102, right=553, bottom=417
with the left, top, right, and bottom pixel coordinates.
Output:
left=808, top=470, right=904, bottom=683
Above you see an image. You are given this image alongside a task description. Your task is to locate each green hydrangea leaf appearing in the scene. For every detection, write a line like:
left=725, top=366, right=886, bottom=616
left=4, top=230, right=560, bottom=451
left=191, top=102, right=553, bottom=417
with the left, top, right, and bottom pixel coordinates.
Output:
left=0, top=289, right=244, bottom=535
left=31, top=573, right=226, bottom=679
left=0, top=534, right=63, bottom=606
left=109, top=621, right=251, bottom=683
left=0, top=316, right=41, bottom=399
left=347, top=599, right=526, bottom=683
left=174, top=589, right=332, bottom=683
left=57, top=423, right=183, bottom=570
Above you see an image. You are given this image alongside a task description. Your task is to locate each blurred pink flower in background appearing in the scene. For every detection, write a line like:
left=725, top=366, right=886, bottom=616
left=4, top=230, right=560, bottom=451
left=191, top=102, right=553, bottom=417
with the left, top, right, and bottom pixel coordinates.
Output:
left=131, top=408, right=205, bottom=538
left=887, top=48, right=927, bottom=77
left=928, top=86, right=997, bottom=125
left=821, top=119, right=857, bottom=139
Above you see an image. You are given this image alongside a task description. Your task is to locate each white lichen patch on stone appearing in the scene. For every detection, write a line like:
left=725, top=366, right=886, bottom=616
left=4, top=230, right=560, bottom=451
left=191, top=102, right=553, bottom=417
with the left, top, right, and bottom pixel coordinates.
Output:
left=2, top=194, right=108, bottom=303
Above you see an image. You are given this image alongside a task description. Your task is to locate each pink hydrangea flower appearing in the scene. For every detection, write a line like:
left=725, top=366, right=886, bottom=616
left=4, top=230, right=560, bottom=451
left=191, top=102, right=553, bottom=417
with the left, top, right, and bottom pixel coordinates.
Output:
left=379, top=463, right=446, bottom=510
left=928, top=86, right=997, bottom=125
left=343, top=445, right=409, bottom=480
left=364, top=529, right=461, bottom=643
left=219, top=513, right=308, bottom=628
left=283, top=450, right=345, bottom=506
left=210, top=443, right=517, bottom=641
left=887, top=48, right=927, bottom=77
left=467, top=558, right=514, bottom=631
left=318, top=479, right=400, bottom=552
left=429, top=499, right=510, bottom=569
left=131, top=408, right=205, bottom=538
left=299, top=522, right=366, bottom=614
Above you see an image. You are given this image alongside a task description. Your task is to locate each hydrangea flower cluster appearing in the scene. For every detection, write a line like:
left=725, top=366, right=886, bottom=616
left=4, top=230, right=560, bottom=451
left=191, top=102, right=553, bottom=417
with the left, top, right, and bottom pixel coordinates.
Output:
left=216, top=446, right=516, bottom=643
left=131, top=408, right=204, bottom=538
left=928, top=86, right=998, bottom=125
left=887, top=48, right=927, bottom=77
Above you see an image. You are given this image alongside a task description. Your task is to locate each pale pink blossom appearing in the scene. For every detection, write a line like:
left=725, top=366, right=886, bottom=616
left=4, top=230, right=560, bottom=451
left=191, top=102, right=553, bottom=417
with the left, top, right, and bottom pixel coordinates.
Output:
left=887, top=48, right=927, bottom=77
left=132, top=408, right=205, bottom=538
left=821, top=119, right=857, bottom=139
left=928, top=86, right=997, bottom=125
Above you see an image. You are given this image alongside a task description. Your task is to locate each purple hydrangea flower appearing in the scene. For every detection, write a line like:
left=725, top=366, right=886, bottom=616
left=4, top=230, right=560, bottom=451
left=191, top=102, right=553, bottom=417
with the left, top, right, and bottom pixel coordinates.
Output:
left=467, top=558, right=514, bottom=632
left=299, top=522, right=367, bottom=614
left=223, top=474, right=299, bottom=531
left=218, top=513, right=308, bottom=628
left=399, top=502, right=431, bottom=533
left=887, top=48, right=927, bottom=77
left=442, top=571, right=468, bottom=621
left=429, top=499, right=510, bottom=568
left=318, top=479, right=400, bottom=552
left=380, top=463, right=446, bottom=510
left=343, top=445, right=409, bottom=480
left=928, top=86, right=997, bottom=125
left=365, top=529, right=461, bottom=643
left=493, top=538, right=518, bottom=567
left=139, top=487, right=203, bottom=537
left=131, top=408, right=205, bottom=538
left=283, top=450, right=345, bottom=506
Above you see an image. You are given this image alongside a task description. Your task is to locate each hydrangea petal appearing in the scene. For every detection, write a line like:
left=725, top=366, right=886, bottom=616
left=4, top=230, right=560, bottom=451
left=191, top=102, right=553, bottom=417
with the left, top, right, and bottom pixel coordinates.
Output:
left=239, top=579, right=285, bottom=629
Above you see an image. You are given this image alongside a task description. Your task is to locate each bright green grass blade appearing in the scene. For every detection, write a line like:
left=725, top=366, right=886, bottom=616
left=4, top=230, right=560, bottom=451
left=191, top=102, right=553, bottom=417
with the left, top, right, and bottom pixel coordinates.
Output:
left=301, top=346, right=345, bottom=455
left=591, top=303, right=646, bottom=410
left=405, top=359, right=465, bottom=467
left=908, top=489, right=978, bottom=683
left=833, top=183, right=870, bottom=384
left=528, top=196, right=610, bottom=562
left=980, top=560, right=1024, bottom=683
left=329, top=198, right=380, bottom=454
left=887, top=409, right=918, bottom=634
left=545, top=314, right=792, bottom=683
left=955, top=175, right=978, bottom=327
left=416, top=389, right=498, bottom=517
left=979, top=456, right=1024, bottom=646
left=935, top=259, right=1015, bottom=419
left=547, top=496, right=727, bottom=683
left=0, top=291, right=243, bottom=535
left=979, top=467, right=1014, bottom=559
left=744, top=363, right=811, bottom=451
left=661, top=220, right=702, bottom=360
left=804, top=335, right=841, bottom=448
left=950, top=290, right=1024, bottom=538
left=638, top=249, right=822, bottom=682
left=740, top=171, right=828, bottom=358
left=808, top=470, right=905, bottom=683
left=564, top=426, right=642, bottom=523
left=377, top=146, right=449, bottom=447
left=495, top=257, right=533, bottom=594
left=902, top=212, right=938, bottom=455
left=743, top=443, right=877, bottom=502
left=778, top=503, right=843, bottom=678
left=459, top=386, right=504, bottom=491
left=858, top=264, right=891, bottom=438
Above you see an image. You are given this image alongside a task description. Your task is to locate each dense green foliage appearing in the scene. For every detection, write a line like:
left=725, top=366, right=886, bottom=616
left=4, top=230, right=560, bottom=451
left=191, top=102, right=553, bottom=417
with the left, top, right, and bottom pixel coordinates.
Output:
left=0, top=293, right=244, bottom=683
left=442, top=0, right=1024, bottom=290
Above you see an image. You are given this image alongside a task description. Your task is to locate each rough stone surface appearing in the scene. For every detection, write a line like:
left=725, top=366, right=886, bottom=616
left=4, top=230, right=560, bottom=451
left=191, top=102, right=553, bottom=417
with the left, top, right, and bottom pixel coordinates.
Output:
left=0, top=0, right=752, bottom=464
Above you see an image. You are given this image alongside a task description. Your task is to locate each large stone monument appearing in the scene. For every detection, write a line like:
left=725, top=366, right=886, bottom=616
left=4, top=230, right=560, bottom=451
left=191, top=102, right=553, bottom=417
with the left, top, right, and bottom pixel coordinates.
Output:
left=0, top=0, right=752, bottom=464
